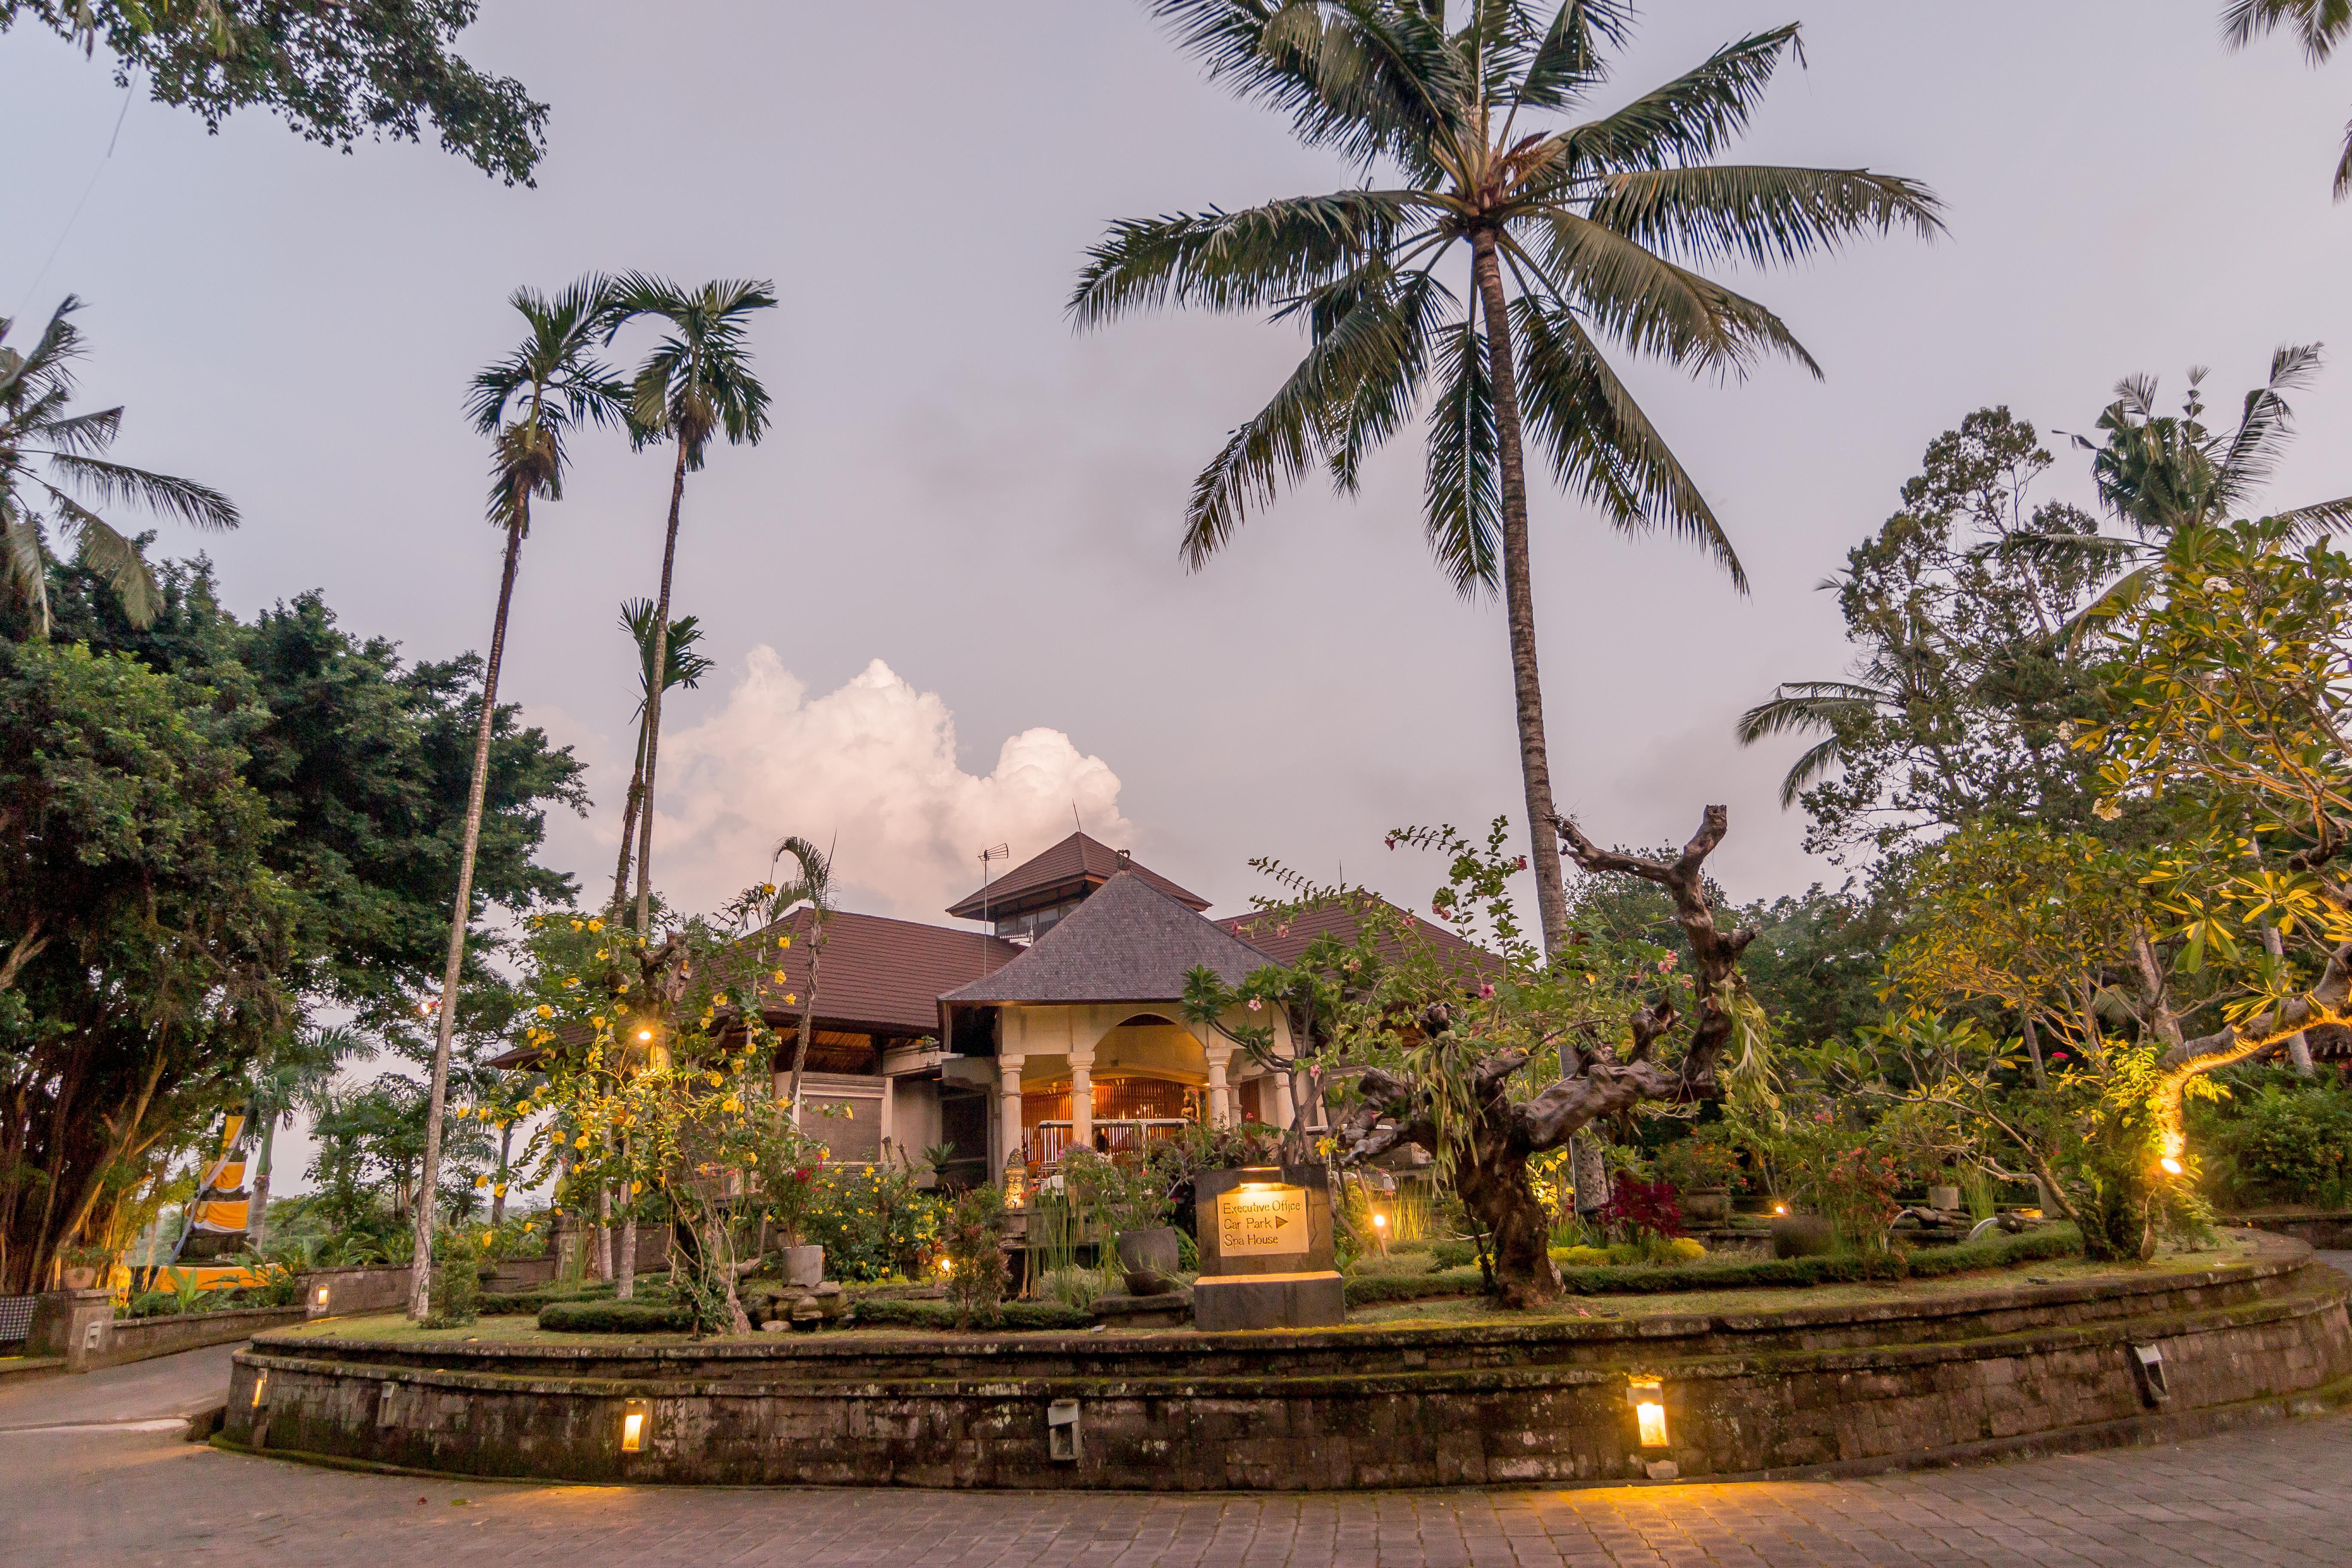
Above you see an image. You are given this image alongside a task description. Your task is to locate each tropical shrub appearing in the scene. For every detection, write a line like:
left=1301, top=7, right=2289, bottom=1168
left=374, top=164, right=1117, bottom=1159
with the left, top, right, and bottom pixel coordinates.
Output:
left=796, top=1164, right=943, bottom=1283
left=2192, top=1071, right=2352, bottom=1209
left=942, top=1182, right=1008, bottom=1329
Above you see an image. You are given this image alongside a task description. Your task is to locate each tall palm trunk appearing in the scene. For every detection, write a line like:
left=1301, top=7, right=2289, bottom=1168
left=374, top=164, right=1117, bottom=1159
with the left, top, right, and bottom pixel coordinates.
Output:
left=609, top=718, right=649, bottom=913
left=410, top=509, right=526, bottom=1320
left=630, top=438, right=692, bottom=935
left=1469, top=231, right=1571, bottom=960
left=1473, top=232, right=1602, bottom=1222
left=492, top=1121, right=511, bottom=1228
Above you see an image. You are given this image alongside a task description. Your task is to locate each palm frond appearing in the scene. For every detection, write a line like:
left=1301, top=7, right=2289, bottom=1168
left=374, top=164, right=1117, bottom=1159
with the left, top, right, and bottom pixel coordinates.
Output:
left=2223, top=0, right=2351, bottom=58
left=1512, top=293, right=1733, bottom=583
left=19, top=405, right=123, bottom=456
left=1967, top=530, right=2144, bottom=569
left=1552, top=26, right=1800, bottom=174
left=1583, top=165, right=1943, bottom=269
left=1525, top=214, right=1816, bottom=378
left=1322, top=268, right=1450, bottom=492
left=1774, top=735, right=1847, bottom=808
left=2211, top=342, right=2322, bottom=513
left=1154, top=0, right=1473, bottom=169
left=2061, top=562, right=2159, bottom=652
left=1735, top=682, right=1885, bottom=743
left=61, top=502, right=161, bottom=627
left=36, top=456, right=239, bottom=531
left=1070, top=192, right=1421, bottom=327
left=1513, top=0, right=1636, bottom=113
left=2, top=511, right=51, bottom=634
left=2272, top=492, right=2352, bottom=541
left=1422, top=311, right=1501, bottom=596
left=1179, top=261, right=1430, bottom=569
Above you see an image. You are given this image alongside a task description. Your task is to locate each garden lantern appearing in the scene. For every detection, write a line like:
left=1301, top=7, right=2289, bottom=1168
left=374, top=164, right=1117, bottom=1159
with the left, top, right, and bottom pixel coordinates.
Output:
left=1628, top=1377, right=1668, bottom=1448
left=621, top=1399, right=650, bottom=1454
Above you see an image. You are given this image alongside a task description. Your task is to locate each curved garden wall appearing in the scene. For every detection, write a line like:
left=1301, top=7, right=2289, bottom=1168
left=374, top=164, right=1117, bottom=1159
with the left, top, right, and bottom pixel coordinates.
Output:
left=220, top=1232, right=2352, bottom=1491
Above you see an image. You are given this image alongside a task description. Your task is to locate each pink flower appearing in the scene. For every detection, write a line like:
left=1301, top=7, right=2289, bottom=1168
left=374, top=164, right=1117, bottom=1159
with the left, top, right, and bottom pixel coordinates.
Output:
left=1478, top=982, right=1496, bottom=1000
left=1514, top=856, right=1528, bottom=871
left=1247, top=998, right=1262, bottom=1012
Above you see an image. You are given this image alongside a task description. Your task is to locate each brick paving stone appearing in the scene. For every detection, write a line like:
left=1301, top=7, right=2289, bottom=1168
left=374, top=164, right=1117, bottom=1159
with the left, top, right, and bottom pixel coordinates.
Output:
left=9, top=1413, right=2352, bottom=1565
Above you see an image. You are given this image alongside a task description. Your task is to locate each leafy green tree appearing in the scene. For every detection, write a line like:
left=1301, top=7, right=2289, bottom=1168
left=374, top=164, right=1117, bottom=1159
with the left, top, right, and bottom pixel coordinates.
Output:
left=0, top=557, right=582, bottom=1289
left=243, top=1025, right=368, bottom=1252
left=4, top=0, right=551, bottom=184
left=1738, top=408, right=2111, bottom=862
left=0, top=637, right=288, bottom=1290
left=608, top=274, right=777, bottom=937
left=2225, top=0, right=2352, bottom=198
left=608, top=599, right=713, bottom=911
left=1, top=297, right=238, bottom=634
left=413, top=276, right=621, bottom=1318
left=1075, top=0, right=1940, bottom=953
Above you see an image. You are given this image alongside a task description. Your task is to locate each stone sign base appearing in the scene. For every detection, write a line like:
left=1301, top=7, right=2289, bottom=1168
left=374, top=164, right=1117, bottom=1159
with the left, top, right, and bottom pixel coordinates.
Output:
left=1192, top=1271, right=1345, bottom=1332
left=220, top=1231, right=2352, bottom=1491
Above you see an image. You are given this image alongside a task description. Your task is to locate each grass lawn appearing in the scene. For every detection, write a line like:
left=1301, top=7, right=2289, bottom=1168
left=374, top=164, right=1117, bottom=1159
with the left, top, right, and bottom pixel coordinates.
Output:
left=279, top=1232, right=2262, bottom=1347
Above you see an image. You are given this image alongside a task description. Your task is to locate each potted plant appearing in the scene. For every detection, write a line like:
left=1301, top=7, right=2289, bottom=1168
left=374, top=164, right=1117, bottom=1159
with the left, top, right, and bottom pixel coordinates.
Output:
left=58, top=1244, right=114, bottom=1291
left=1065, top=1148, right=1179, bottom=1296
left=1655, top=1136, right=1742, bottom=1225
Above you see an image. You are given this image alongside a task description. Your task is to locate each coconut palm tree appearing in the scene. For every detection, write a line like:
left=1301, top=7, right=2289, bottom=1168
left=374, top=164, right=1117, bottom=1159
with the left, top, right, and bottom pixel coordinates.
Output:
left=410, top=277, right=624, bottom=1321
left=2226, top=0, right=2352, bottom=197
left=1, top=296, right=238, bottom=633
left=1074, top=0, right=1941, bottom=955
left=606, top=275, right=778, bottom=939
left=608, top=598, right=716, bottom=912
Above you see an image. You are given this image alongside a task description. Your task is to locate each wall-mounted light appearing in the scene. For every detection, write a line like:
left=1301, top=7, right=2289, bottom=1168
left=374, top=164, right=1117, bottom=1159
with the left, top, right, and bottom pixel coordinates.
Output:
left=621, top=1399, right=650, bottom=1454
left=1628, top=1376, right=1668, bottom=1448
left=1772, top=1203, right=1788, bottom=1216
left=2159, top=1155, right=2184, bottom=1176
left=251, top=1370, right=268, bottom=1409
left=313, top=1285, right=331, bottom=1308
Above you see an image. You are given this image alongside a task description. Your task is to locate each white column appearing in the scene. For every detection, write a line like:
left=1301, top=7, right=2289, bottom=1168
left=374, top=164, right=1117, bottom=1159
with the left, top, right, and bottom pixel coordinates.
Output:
left=997, top=1054, right=1026, bottom=1184
left=1205, top=1047, right=1232, bottom=1129
left=1267, top=1070, right=1296, bottom=1133
left=1069, top=1048, right=1094, bottom=1153
left=879, top=1075, right=895, bottom=1156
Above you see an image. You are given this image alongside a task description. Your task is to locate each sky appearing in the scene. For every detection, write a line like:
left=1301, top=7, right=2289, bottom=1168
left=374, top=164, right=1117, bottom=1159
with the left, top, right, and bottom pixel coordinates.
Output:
left=8, top=4, right=2352, bottom=1182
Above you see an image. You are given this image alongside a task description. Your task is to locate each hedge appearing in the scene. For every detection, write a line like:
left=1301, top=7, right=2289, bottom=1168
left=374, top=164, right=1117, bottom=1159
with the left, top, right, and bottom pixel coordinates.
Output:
left=850, top=1297, right=1094, bottom=1332
left=1346, top=1226, right=2082, bottom=1305
left=536, top=1299, right=694, bottom=1333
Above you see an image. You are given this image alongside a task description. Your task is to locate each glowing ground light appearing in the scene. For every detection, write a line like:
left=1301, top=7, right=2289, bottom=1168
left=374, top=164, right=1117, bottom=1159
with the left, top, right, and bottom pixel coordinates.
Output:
left=638, top=1029, right=654, bottom=1042
left=1372, top=1213, right=1387, bottom=1228
left=2160, top=1156, right=2184, bottom=1176
left=251, top=1370, right=267, bottom=1408
left=621, top=1400, right=649, bottom=1453
left=1628, top=1376, right=1668, bottom=1447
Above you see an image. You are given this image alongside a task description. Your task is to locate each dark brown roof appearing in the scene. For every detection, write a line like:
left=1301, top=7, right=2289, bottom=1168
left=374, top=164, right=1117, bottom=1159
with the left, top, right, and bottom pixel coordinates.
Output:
left=1215, top=894, right=1503, bottom=978
left=945, top=831, right=1208, bottom=920
left=942, top=871, right=1271, bottom=1004
left=753, top=908, right=1026, bottom=1036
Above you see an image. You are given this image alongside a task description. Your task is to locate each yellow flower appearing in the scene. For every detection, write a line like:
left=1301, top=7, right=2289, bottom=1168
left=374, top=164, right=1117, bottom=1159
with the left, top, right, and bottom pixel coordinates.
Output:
left=772, top=969, right=788, bottom=984
left=494, top=1184, right=508, bottom=1197
left=575, top=1133, right=590, bottom=1149
left=482, top=1231, right=494, bottom=1246
left=570, top=919, right=583, bottom=931
left=588, top=919, right=603, bottom=932
left=778, top=935, right=791, bottom=948
left=564, top=976, right=580, bottom=988
left=631, top=1181, right=643, bottom=1195
left=784, top=993, right=797, bottom=1006
left=524, top=1222, right=536, bottom=1233
left=537, top=1004, right=554, bottom=1019
left=475, top=1175, right=488, bottom=1188
left=707, top=1072, right=723, bottom=1086
left=591, top=1016, right=606, bottom=1028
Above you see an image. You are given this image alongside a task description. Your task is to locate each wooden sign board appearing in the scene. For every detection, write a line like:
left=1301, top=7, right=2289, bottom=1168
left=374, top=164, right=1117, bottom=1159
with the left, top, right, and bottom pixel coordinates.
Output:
left=1216, top=1183, right=1308, bottom=1257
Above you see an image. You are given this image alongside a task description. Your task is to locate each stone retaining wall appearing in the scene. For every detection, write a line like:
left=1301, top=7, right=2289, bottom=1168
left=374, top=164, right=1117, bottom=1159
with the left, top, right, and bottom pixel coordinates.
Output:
left=103, top=1305, right=306, bottom=1366
left=221, top=1233, right=2352, bottom=1491
left=2237, top=1210, right=2352, bottom=1250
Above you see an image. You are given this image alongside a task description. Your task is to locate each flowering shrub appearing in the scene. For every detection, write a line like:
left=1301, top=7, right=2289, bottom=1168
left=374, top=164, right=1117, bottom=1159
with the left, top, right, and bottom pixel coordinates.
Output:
left=1600, top=1176, right=1685, bottom=1241
left=943, top=1182, right=1008, bottom=1328
left=1819, top=1146, right=1902, bottom=1254
left=796, top=1164, right=943, bottom=1283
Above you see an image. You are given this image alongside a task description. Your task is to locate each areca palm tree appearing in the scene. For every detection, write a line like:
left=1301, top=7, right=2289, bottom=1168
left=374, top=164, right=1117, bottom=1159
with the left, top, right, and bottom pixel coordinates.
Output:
left=410, top=276, right=624, bottom=1321
left=609, top=598, right=715, bottom=911
left=2226, top=0, right=2352, bottom=197
left=766, top=835, right=836, bottom=1120
left=607, top=274, right=778, bottom=938
left=1075, top=0, right=1941, bottom=955
left=1, top=297, right=238, bottom=633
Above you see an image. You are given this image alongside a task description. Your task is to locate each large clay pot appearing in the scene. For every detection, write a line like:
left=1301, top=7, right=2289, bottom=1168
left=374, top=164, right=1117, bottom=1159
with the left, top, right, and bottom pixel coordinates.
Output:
left=61, top=1266, right=97, bottom=1290
left=1116, top=1226, right=1182, bottom=1296
left=1771, top=1214, right=1835, bottom=1259
left=780, top=1245, right=824, bottom=1287
left=1681, top=1190, right=1730, bottom=1225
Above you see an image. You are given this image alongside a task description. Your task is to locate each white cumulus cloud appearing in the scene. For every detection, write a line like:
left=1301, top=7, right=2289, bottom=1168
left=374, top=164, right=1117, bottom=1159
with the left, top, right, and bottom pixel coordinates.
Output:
left=640, top=650, right=1133, bottom=921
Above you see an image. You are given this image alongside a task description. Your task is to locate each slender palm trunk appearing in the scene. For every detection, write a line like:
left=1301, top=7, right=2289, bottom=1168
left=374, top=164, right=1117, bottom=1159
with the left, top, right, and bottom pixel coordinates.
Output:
left=1469, top=231, right=1571, bottom=960
left=609, top=719, right=649, bottom=913
left=492, top=1121, right=511, bottom=1228
left=785, top=923, right=827, bottom=1121
left=410, top=510, right=526, bottom=1320
left=247, top=1117, right=276, bottom=1252
left=631, top=438, right=692, bottom=935
left=595, top=1184, right=612, bottom=1279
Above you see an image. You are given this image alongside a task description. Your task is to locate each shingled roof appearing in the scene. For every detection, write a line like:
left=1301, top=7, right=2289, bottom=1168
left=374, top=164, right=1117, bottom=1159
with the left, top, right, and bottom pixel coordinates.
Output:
left=941, top=870, right=1272, bottom=1004
left=1216, top=893, right=1502, bottom=978
left=753, top=907, right=1026, bottom=1035
left=945, top=831, right=1208, bottom=921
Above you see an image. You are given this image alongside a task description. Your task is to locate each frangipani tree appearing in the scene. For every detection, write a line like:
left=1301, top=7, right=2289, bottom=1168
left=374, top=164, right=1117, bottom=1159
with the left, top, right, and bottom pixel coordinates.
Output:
left=1076, top=0, right=1941, bottom=954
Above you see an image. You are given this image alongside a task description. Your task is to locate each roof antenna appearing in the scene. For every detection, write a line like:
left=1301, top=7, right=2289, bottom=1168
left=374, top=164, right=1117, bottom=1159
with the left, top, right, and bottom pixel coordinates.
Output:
left=977, top=843, right=1009, bottom=974
left=1072, top=802, right=1083, bottom=837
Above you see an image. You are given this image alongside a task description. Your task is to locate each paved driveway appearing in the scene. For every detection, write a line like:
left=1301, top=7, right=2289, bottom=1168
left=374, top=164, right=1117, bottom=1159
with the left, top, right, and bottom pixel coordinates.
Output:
left=3, top=1338, right=2350, bottom=1567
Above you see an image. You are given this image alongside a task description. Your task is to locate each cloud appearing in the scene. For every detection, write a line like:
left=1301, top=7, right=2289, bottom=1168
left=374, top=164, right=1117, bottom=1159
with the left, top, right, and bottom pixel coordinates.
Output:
left=641, top=650, right=1133, bottom=921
